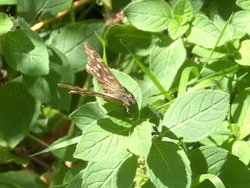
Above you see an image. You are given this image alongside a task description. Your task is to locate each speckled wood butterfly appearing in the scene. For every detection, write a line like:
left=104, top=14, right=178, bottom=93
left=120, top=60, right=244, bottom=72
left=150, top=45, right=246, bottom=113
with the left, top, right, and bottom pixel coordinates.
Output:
left=58, top=42, right=136, bottom=112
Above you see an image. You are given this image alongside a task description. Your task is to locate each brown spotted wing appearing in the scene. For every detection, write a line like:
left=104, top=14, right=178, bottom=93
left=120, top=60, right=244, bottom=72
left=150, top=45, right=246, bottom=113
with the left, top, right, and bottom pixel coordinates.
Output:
left=58, top=42, right=136, bottom=111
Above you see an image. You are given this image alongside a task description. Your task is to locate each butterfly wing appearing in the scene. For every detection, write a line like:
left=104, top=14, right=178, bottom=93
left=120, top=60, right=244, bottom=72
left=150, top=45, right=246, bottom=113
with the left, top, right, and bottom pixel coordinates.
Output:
left=84, top=42, right=126, bottom=97
left=58, top=43, right=136, bottom=112
left=57, top=83, right=121, bottom=102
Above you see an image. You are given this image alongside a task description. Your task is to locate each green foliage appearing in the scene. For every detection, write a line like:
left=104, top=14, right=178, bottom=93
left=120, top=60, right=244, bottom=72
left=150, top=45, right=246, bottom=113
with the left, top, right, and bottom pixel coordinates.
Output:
left=3, top=30, right=49, bottom=76
left=0, top=13, right=13, bottom=35
left=1, top=0, right=250, bottom=188
left=0, top=81, right=40, bottom=148
left=125, top=0, right=172, bottom=32
left=146, top=141, right=191, bottom=188
left=162, top=90, right=229, bottom=142
left=0, top=171, right=47, bottom=187
left=189, top=146, right=250, bottom=188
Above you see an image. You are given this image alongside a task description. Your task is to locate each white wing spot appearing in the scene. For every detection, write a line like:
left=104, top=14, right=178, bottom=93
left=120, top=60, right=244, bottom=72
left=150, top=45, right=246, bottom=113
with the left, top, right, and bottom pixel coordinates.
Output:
left=104, top=68, right=109, bottom=72
left=97, top=64, right=101, bottom=69
left=104, top=77, right=108, bottom=81
left=97, top=58, right=103, bottom=63
left=90, top=68, right=96, bottom=74
left=96, top=73, right=101, bottom=77
left=108, top=75, right=114, bottom=80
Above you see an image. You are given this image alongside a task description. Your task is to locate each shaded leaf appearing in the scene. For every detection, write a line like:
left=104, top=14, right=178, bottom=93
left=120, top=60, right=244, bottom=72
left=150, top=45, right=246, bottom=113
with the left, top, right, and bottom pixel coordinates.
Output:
left=105, top=24, right=155, bottom=56
left=82, top=151, right=137, bottom=188
left=70, top=102, right=106, bottom=131
left=189, top=146, right=250, bottom=188
left=231, top=90, right=250, bottom=139
left=23, top=47, right=73, bottom=110
left=0, top=81, right=40, bottom=148
left=51, top=21, right=105, bottom=72
left=2, top=29, right=49, bottom=76
left=146, top=141, right=191, bottom=188
left=0, top=171, right=47, bottom=188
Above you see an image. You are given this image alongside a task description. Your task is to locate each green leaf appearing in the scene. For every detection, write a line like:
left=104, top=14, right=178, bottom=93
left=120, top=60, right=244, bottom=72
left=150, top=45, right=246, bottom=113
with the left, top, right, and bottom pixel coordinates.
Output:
left=0, top=81, right=40, bottom=148
left=168, top=19, right=189, bottom=39
left=23, top=47, right=73, bottom=110
left=192, top=45, right=226, bottom=60
left=235, top=67, right=250, bottom=92
left=190, top=0, right=204, bottom=14
left=189, top=146, right=250, bottom=188
left=0, top=0, right=16, bottom=5
left=171, top=0, right=195, bottom=39
left=232, top=140, right=250, bottom=165
left=40, top=0, right=73, bottom=19
left=105, top=24, right=155, bottom=56
left=66, top=176, right=83, bottom=188
left=139, top=77, right=165, bottom=108
left=127, top=48, right=173, bottom=103
left=178, top=66, right=200, bottom=97
left=200, top=122, right=231, bottom=147
left=51, top=21, right=105, bottom=72
left=0, top=13, right=13, bottom=36
left=162, top=90, right=229, bottom=142
left=187, top=15, right=227, bottom=48
left=173, top=0, right=193, bottom=20
left=32, top=136, right=80, bottom=157
left=192, top=174, right=226, bottom=188
left=17, top=0, right=44, bottom=22
left=17, top=0, right=72, bottom=22
left=142, top=180, right=156, bottom=188
left=128, top=121, right=152, bottom=157
left=236, top=0, right=250, bottom=10
left=231, top=90, right=250, bottom=139
left=2, top=29, right=49, bottom=76
left=146, top=141, right=191, bottom=188
left=231, top=11, right=250, bottom=39
left=82, top=151, right=137, bottom=188
left=69, top=102, right=106, bottom=131
left=74, top=118, right=130, bottom=161
left=150, top=38, right=186, bottom=90
left=235, top=40, right=250, bottom=66
left=0, top=171, right=47, bottom=188
left=108, top=115, right=135, bottom=129
left=64, top=165, right=83, bottom=188
left=213, top=15, right=233, bottom=42
left=124, top=0, right=172, bottom=32
left=49, top=136, right=77, bottom=161
left=0, top=146, right=29, bottom=166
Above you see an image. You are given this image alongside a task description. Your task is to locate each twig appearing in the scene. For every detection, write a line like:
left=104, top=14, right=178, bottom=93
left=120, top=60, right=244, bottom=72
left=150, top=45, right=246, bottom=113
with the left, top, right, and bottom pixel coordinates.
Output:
left=31, top=0, right=90, bottom=31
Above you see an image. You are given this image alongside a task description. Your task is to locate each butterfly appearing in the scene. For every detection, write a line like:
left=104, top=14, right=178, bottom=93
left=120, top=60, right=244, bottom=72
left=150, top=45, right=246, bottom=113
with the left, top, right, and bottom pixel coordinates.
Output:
left=58, top=42, right=136, bottom=112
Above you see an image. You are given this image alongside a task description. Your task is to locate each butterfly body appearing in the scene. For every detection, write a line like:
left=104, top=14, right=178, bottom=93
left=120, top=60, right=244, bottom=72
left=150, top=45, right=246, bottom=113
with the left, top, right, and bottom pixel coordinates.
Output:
left=58, top=42, right=136, bottom=112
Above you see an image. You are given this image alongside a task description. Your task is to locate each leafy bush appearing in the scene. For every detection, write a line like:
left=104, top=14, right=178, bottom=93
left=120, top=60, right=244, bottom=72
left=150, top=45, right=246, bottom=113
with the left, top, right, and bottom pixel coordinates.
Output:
left=0, top=0, right=250, bottom=187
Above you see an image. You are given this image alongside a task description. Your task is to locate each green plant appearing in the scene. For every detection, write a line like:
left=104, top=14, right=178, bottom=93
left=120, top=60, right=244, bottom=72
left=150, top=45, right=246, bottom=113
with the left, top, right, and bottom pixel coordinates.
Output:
left=1, top=0, right=250, bottom=187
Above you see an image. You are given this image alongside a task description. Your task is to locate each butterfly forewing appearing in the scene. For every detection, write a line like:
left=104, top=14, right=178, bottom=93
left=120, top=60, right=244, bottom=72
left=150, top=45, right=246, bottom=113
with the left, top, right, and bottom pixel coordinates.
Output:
left=84, top=42, right=125, bottom=95
left=58, top=42, right=136, bottom=111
